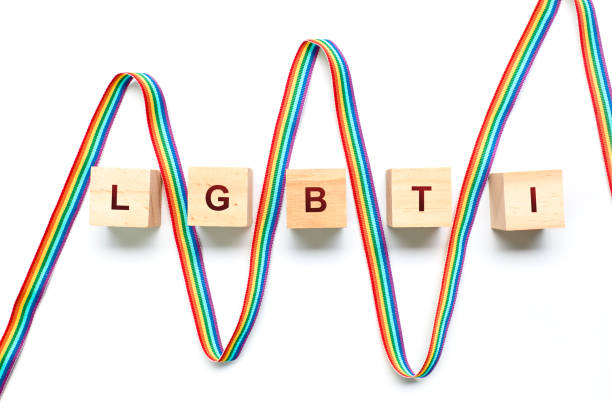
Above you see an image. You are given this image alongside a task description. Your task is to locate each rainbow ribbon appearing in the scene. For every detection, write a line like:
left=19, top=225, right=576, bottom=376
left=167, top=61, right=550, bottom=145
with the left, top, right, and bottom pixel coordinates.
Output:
left=1, top=0, right=611, bottom=396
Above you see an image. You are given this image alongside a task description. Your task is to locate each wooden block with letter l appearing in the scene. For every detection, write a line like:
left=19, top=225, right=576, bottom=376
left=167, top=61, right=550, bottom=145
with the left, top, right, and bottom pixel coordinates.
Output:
left=286, top=169, right=346, bottom=229
left=488, top=170, right=565, bottom=231
left=386, top=168, right=452, bottom=228
left=187, top=167, right=253, bottom=227
left=89, top=167, right=162, bottom=228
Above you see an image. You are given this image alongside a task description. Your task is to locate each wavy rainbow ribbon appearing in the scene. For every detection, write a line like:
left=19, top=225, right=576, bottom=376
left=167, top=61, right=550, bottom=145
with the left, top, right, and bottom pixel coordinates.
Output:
left=0, top=0, right=611, bottom=396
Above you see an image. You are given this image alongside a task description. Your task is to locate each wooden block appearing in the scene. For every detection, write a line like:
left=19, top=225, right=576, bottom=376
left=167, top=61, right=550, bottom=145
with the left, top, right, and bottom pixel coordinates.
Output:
left=89, top=167, right=162, bottom=228
left=286, top=169, right=346, bottom=229
left=187, top=167, right=252, bottom=227
left=488, top=170, right=564, bottom=231
left=386, top=168, right=452, bottom=228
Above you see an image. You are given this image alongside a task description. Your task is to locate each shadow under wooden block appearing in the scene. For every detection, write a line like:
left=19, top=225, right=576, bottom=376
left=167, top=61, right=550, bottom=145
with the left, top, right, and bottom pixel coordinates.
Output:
left=290, top=228, right=343, bottom=249
left=386, top=168, right=452, bottom=228
left=492, top=229, right=545, bottom=251
left=286, top=169, right=347, bottom=229
left=89, top=167, right=162, bottom=228
left=197, top=226, right=251, bottom=247
left=188, top=167, right=253, bottom=227
left=106, top=227, right=160, bottom=248
left=387, top=226, right=441, bottom=248
left=488, top=170, right=564, bottom=231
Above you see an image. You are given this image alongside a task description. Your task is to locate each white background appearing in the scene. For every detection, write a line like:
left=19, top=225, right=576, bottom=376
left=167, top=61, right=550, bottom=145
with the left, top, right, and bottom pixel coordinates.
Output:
left=0, top=0, right=611, bottom=406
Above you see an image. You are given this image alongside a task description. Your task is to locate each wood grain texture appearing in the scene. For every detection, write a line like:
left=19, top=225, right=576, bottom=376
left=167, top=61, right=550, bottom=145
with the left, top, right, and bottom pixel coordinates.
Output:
left=187, top=167, right=252, bottom=227
left=488, top=170, right=565, bottom=231
left=286, top=169, right=346, bottom=229
left=386, top=168, right=452, bottom=228
left=89, top=167, right=162, bottom=228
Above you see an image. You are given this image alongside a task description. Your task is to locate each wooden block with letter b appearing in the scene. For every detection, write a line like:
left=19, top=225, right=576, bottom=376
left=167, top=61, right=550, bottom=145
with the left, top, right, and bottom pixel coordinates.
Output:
left=286, top=169, right=346, bottom=229
left=386, top=168, right=452, bottom=227
left=89, top=167, right=162, bottom=228
left=488, top=170, right=564, bottom=231
left=187, top=167, right=253, bottom=227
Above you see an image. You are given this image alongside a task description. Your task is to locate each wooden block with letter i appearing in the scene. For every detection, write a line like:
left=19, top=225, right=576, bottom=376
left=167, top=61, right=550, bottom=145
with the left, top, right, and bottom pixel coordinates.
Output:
left=488, top=170, right=564, bottom=231
left=386, top=168, right=452, bottom=227
left=286, top=169, right=346, bottom=229
left=187, top=167, right=253, bottom=227
left=89, top=167, right=162, bottom=228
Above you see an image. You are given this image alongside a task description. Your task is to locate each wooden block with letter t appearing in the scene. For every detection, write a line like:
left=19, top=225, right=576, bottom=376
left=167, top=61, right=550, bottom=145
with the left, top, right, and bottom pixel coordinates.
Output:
left=386, top=168, right=452, bottom=228
left=187, top=167, right=253, bottom=227
left=488, top=170, right=564, bottom=231
left=286, top=169, right=346, bottom=229
left=89, top=167, right=162, bottom=228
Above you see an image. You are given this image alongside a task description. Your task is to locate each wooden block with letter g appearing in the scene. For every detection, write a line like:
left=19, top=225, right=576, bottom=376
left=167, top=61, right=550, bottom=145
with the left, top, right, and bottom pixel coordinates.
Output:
left=187, top=167, right=253, bottom=227
left=386, top=168, right=452, bottom=227
left=286, top=169, right=346, bottom=229
left=89, top=167, right=162, bottom=228
left=488, top=170, right=564, bottom=231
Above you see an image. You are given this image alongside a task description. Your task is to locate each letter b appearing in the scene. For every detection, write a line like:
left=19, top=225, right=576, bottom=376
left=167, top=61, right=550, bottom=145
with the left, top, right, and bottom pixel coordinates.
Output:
left=305, top=187, right=327, bottom=212
left=286, top=169, right=346, bottom=229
